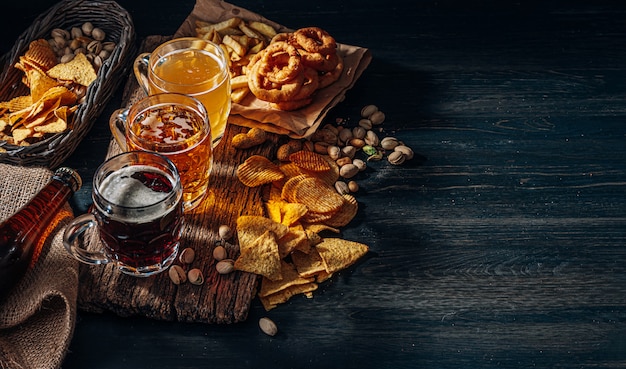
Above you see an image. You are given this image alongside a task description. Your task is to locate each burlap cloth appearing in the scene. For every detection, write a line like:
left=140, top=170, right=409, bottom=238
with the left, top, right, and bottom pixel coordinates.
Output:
left=0, top=164, right=78, bottom=369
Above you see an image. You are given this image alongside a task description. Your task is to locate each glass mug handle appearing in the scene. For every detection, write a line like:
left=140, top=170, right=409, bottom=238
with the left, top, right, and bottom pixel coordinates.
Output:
left=109, top=108, right=129, bottom=151
left=63, top=213, right=111, bottom=265
left=133, top=52, right=152, bottom=95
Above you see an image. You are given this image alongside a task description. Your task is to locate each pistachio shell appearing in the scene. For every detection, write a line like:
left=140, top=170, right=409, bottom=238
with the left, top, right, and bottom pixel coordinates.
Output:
left=394, top=145, right=414, bottom=160
left=361, top=104, right=378, bottom=118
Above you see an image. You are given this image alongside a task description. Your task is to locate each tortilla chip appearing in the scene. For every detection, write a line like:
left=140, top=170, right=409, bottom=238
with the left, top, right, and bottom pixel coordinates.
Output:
left=236, top=215, right=289, bottom=251
left=47, top=53, right=97, bottom=86
left=258, top=260, right=314, bottom=297
left=234, top=230, right=283, bottom=281
left=259, top=282, right=318, bottom=311
left=315, top=238, right=369, bottom=274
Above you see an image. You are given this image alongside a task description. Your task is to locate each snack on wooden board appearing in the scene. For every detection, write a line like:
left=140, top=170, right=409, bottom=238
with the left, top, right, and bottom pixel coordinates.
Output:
left=195, top=18, right=343, bottom=111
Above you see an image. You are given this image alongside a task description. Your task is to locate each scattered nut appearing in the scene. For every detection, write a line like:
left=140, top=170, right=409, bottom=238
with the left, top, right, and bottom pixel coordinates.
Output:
left=369, top=110, right=386, bottom=125
left=352, top=158, right=367, bottom=171
left=168, top=265, right=187, bottom=285
left=394, top=145, right=414, bottom=160
left=276, top=140, right=302, bottom=161
left=358, top=118, right=373, bottom=130
left=218, top=224, right=233, bottom=240
left=387, top=150, right=406, bottom=165
left=213, top=245, right=227, bottom=261
left=188, top=268, right=204, bottom=285
left=341, top=145, right=356, bottom=159
left=361, top=104, right=378, bottom=118
left=381, top=137, right=400, bottom=150
left=232, top=127, right=267, bottom=149
left=348, top=180, right=359, bottom=192
left=364, top=130, right=379, bottom=146
left=216, top=259, right=235, bottom=274
left=259, top=317, right=278, bottom=336
left=178, top=247, right=195, bottom=264
left=336, top=156, right=352, bottom=167
left=335, top=180, right=350, bottom=195
left=339, top=163, right=359, bottom=178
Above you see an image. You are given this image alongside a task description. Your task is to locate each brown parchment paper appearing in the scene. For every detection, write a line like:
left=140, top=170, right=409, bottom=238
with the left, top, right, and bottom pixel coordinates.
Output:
left=174, top=0, right=372, bottom=138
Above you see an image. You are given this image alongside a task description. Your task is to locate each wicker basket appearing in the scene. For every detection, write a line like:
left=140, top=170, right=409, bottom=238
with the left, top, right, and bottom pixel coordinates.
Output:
left=0, top=0, right=136, bottom=168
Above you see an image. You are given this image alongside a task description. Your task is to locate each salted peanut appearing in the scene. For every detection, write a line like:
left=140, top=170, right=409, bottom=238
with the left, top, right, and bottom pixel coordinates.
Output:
left=232, top=127, right=267, bottom=149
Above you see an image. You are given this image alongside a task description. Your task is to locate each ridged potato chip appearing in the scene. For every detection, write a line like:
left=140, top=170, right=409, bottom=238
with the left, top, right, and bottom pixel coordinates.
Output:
left=237, top=155, right=285, bottom=187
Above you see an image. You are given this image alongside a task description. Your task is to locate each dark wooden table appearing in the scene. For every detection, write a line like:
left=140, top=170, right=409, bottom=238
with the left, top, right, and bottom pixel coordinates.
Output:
left=2, top=1, right=626, bottom=368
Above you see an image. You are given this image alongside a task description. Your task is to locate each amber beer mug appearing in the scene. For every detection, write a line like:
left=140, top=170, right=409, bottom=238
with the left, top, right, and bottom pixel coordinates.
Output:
left=133, top=37, right=231, bottom=147
left=110, top=93, right=213, bottom=211
left=63, top=151, right=184, bottom=277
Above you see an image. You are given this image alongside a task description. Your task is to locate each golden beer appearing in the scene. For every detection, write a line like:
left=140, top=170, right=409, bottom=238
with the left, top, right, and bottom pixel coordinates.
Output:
left=110, top=93, right=213, bottom=211
left=134, top=38, right=231, bottom=147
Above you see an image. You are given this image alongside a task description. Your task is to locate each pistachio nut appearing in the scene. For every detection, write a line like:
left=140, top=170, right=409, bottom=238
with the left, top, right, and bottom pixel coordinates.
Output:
left=168, top=265, right=187, bottom=285
left=352, top=126, right=366, bottom=139
left=348, top=138, right=366, bottom=149
left=188, top=268, right=204, bottom=285
left=179, top=247, right=195, bottom=265
left=358, top=118, right=373, bottom=130
left=361, top=104, right=378, bottom=118
left=339, top=163, right=359, bottom=178
left=394, top=145, right=414, bottom=160
left=334, top=180, right=350, bottom=195
left=338, top=128, right=353, bottom=143
left=327, top=145, right=341, bottom=160
left=218, top=224, right=233, bottom=240
left=387, top=150, right=406, bottom=165
left=92, top=28, right=106, bottom=41
left=381, top=137, right=400, bottom=150
left=370, top=110, right=386, bottom=125
left=362, top=145, right=379, bottom=156
left=352, top=158, right=367, bottom=171
left=81, top=22, right=94, bottom=36
left=336, top=156, right=353, bottom=167
left=341, top=145, right=357, bottom=159
left=216, top=259, right=235, bottom=274
left=213, top=245, right=228, bottom=261
left=364, top=130, right=380, bottom=146
left=259, top=317, right=278, bottom=336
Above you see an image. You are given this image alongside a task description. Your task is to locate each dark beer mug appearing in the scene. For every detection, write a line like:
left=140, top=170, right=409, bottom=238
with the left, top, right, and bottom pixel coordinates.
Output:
left=63, top=151, right=184, bottom=277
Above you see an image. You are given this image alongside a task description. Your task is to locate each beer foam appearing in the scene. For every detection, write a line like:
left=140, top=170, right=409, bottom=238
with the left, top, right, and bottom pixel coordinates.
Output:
left=100, top=165, right=172, bottom=208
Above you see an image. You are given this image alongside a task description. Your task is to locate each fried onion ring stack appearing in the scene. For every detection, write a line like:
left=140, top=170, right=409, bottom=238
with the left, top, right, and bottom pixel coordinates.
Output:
left=246, top=26, right=343, bottom=111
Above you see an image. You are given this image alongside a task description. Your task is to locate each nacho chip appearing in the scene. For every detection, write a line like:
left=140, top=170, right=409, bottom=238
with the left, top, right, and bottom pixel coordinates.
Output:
left=259, top=282, right=318, bottom=311
left=234, top=230, right=283, bottom=281
left=258, top=260, right=314, bottom=298
left=236, top=215, right=289, bottom=251
left=27, top=68, right=61, bottom=102
left=291, top=249, right=326, bottom=278
left=280, top=202, right=308, bottom=227
left=47, top=53, right=97, bottom=86
left=316, top=238, right=369, bottom=274
left=237, top=155, right=285, bottom=187
left=277, top=224, right=309, bottom=258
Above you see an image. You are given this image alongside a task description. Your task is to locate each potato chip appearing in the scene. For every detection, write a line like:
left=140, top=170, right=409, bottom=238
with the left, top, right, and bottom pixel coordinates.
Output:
left=323, top=193, right=359, bottom=227
left=282, top=175, right=344, bottom=214
left=236, top=215, right=289, bottom=251
left=47, top=53, right=97, bottom=86
left=316, top=238, right=369, bottom=274
left=258, top=260, right=314, bottom=298
left=288, top=150, right=331, bottom=172
left=234, top=230, right=283, bottom=281
left=237, top=155, right=285, bottom=187
left=22, top=39, right=58, bottom=71
left=0, top=96, right=33, bottom=112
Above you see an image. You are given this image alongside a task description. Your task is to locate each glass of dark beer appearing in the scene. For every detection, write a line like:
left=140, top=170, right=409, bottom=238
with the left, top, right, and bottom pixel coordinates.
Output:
left=63, top=151, right=184, bottom=277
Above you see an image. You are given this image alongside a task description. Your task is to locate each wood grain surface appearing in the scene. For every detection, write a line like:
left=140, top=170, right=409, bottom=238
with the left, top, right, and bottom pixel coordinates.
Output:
left=2, top=0, right=625, bottom=368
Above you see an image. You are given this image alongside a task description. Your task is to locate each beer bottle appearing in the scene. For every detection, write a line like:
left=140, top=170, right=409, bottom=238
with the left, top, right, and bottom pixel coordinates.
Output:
left=0, top=167, right=81, bottom=300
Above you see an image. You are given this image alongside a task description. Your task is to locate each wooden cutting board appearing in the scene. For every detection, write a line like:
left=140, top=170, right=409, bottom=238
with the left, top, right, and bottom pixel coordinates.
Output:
left=77, top=36, right=277, bottom=324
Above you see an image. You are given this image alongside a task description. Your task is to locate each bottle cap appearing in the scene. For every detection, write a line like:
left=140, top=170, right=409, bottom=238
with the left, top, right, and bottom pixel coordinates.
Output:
left=54, top=167, right=82, bottom=192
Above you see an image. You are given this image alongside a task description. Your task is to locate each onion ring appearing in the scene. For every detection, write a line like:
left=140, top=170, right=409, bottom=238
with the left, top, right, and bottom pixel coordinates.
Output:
left=294, top=27, right=337, bottom=55
left=318, top=54, right=344, bottom=89
left=292, top=67, right=320, bottom=100
left=269, top=97, right=313, bottom=111
left=299, top=49, right=339, bottom=72
left=248, top=60, right=305, bottom=103
left=258, top=41, right=302, bottom=84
